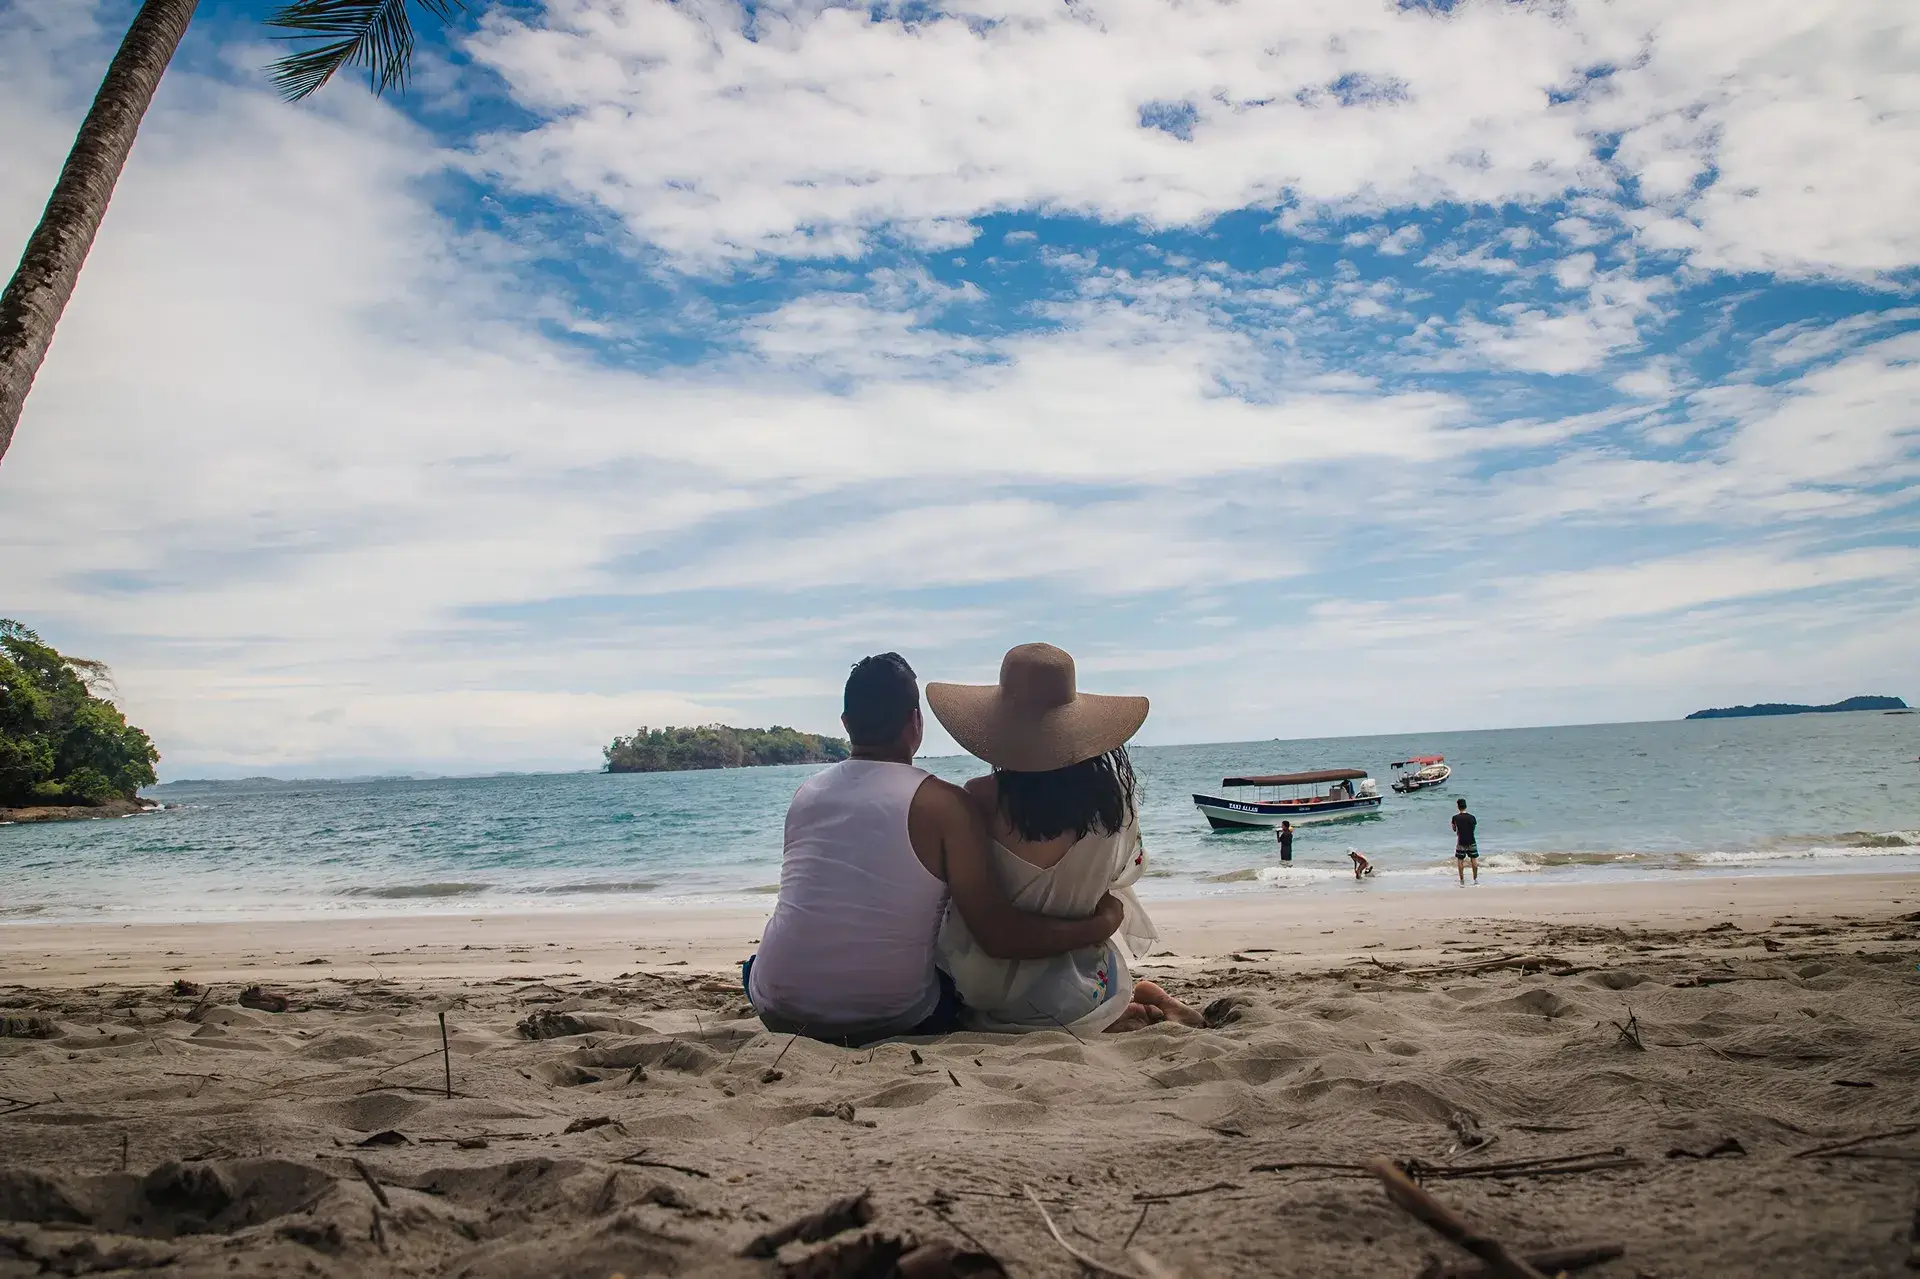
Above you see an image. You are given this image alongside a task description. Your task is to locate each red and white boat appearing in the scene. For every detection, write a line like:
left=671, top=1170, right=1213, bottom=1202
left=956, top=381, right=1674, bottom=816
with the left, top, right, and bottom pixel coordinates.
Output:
left=1390, top=755, right=1452, bottom=793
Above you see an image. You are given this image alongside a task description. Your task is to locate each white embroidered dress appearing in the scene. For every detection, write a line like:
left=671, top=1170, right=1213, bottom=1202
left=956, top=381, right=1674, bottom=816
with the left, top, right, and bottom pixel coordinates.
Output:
left=936, top=820, right=1158, bottom=1035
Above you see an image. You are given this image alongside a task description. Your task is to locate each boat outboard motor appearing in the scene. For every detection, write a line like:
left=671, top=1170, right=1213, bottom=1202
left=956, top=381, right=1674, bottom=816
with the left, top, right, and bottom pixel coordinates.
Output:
left=1357, top=778, right=1380, bottom=797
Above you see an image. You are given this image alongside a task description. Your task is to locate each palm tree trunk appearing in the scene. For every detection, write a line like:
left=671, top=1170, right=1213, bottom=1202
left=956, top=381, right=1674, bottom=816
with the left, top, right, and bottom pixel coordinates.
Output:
left=0, top=0, right=200, bottom=470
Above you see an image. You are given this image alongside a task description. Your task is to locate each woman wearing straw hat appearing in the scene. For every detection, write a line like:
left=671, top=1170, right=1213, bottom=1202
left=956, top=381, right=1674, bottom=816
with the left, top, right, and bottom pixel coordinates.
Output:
left=928, top=643, right=1202, bottom=1035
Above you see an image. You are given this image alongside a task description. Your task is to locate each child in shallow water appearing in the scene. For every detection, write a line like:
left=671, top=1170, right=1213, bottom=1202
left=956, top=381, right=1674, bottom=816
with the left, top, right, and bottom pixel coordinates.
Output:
left=1348, top=848, right=1375, bottom=879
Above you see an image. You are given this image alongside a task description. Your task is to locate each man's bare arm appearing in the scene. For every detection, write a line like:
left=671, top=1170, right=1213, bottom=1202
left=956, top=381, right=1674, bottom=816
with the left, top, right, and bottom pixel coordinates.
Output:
left=917, top=779, right=1121, bottom=961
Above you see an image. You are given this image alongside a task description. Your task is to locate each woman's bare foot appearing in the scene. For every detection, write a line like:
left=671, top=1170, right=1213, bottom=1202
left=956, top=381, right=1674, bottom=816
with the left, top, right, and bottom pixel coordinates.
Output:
left=1131, top=979, right=1205, bottom=1027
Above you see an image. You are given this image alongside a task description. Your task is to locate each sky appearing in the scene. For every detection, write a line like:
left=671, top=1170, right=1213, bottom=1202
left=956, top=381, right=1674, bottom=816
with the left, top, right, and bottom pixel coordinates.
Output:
left=0, top=0, right=1916, bottom=778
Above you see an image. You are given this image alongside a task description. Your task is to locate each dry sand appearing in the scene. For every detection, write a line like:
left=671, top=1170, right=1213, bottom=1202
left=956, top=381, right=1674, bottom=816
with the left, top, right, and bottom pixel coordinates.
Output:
left=3, top=872, right=1918, bottom=1277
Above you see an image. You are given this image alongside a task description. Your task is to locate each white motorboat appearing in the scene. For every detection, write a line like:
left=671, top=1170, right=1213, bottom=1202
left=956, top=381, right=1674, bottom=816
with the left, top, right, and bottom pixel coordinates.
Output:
left=1390, top=755, right=1452, bottom=794
left=1192, top=768, right=1383, bottom=830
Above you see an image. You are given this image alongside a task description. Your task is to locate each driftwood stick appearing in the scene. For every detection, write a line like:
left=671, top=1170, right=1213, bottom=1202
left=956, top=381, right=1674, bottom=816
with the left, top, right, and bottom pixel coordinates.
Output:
left=1131, top=1181, right=1240, bottom=1203
left=1792, top=1125, right=1920, bottom=1160
left=617, top=1153, right=712, bottom=1179
left=438, top=1012, right=452, bottom=1099
left=1398, top=955, right=1569, bottom=978
left=1419, top=1241, right=1626, bottom=1279
left=1250, top=1159, right=1370, bottom=1175
left=739, top=1189, right=872, bottom=1258
left=350, top=1158, right=391, bottom=1209
left=1367, top=1157, right=1546, bottom=1279
left=1022, top=1184, right=1140, bottom=1279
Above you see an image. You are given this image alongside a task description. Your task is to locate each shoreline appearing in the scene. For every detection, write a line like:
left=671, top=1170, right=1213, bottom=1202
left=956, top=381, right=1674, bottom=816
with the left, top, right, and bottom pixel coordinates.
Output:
left=5, top=870, right=1915, bottom=989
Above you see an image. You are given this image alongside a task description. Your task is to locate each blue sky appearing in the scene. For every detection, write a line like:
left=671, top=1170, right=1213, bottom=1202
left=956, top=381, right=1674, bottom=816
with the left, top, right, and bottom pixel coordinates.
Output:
left=1, top=0, right=1916, bottom=776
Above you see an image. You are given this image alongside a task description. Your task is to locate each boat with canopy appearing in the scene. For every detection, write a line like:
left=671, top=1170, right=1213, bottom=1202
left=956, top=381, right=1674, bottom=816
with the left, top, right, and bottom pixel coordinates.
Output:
left=1191, top=768, right=1382, bottom=830
left=1390, top=755, right=1452, bottom=793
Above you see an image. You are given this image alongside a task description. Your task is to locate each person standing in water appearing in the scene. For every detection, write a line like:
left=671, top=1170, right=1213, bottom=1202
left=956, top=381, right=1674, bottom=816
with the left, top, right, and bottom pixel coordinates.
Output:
left=1276, top=820, right=1293, bottom=864
left=1451, top=798, right=1479, bottom=884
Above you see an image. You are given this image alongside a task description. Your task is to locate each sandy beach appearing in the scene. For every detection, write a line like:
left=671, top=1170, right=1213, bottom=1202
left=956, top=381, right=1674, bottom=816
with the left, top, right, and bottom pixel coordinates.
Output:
left=4, top=872, right=1919, bottom=1276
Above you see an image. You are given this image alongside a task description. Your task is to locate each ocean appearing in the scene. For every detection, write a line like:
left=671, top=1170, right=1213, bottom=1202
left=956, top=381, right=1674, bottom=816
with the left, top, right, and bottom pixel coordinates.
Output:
left=5, top=712, right=1918, bottom=924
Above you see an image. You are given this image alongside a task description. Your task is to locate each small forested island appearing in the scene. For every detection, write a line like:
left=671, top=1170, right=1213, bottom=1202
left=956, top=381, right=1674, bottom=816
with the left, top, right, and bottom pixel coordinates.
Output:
left=1686, top=695, right=1908, bottom=720
left=604, top=724, right=850, bottom=773
left=0, top=619, right=159, bottom=820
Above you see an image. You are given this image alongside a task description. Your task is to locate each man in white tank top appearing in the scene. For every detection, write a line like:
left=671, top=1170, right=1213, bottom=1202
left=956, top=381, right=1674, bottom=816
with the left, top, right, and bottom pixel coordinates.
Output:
left=746, top=654, right=1124, bottom=1044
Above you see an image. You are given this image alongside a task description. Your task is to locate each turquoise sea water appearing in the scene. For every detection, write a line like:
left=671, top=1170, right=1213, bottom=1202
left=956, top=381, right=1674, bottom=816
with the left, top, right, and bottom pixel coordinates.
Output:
left=5, top=712, right=1918, bottom=924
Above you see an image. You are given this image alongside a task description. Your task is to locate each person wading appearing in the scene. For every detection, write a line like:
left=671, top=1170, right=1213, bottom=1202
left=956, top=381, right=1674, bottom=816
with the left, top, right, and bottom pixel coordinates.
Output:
left=1452, top=798, right=1480, bottom=884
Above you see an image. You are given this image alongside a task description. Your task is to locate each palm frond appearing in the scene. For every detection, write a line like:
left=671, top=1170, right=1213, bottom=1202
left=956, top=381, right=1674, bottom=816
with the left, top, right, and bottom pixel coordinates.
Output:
left=266, top=0, right=466, bottom=102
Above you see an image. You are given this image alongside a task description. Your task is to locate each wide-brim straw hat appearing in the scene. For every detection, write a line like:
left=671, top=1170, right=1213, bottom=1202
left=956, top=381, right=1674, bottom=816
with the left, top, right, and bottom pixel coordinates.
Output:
left=926, top=643, right=1148, bottom=773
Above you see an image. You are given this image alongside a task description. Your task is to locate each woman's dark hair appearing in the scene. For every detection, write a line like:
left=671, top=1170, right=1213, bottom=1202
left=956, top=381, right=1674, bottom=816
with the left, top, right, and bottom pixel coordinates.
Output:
left=995, top=746, right=1137, bottom=842
left=843, top=652, right=918, bottom=747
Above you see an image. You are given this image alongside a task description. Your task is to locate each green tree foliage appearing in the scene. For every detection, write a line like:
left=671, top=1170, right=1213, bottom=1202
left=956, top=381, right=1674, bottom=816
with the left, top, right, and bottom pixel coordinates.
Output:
left=603, top=725, right=851, bottom=774
left=0, top=620, right=159, bottom=807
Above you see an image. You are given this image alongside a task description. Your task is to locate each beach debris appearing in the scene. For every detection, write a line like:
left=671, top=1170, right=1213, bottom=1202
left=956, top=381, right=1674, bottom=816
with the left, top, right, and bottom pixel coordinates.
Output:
left=1611, top=1009, right=1645, bottom=1051
left=1415, top=1241, right=1626, bottom=1279
left=298, top=957, right=330, bottom=965
left=238, top=986, right=290, bottom=1013
left=1833, top=1079, right=1876, bottom=1088
left=1448, top=1111, right=1496, bottom=1153
left=438, top=1011, right=453, bottom=1098
left=355, top=1130, right=410, bottom=1148
left=811, top=1101, right=875, bottom=1128
left=1023, top=1183, right=1171, bottom=1278
left=628, top=1063, right=650, bottom=1085
left=1401, top=954, right=1572, bottom=978
left=517, top=1010, right=590, bottom=1040
left=454, top=1136, right=489, bottom=1149
left=169, top=979, right=203, bottom=997
left=617, top=1151, right=712, bottom=1179
left=1792, top=1124, right=1920, bottom=1160
left=0, top=1014, right=57, bottom=1039
left=1666, top=1137, right=1745, bottom=1160
left=740, top=1189, right=874, bottom=1258
left=1200, top=998, right=1245, bottom=1028
left=350, top=1158, right=390, bottom=1209
left=761, top=1068, right=784, bottom=1084
left=1131, top=1181, right=1240, bottom=1203
left=1366, top=1157, right=1547, bottom=1279
left=910, top=1049, right=923, bottom=1066
left=562, top=1115, right=623, bottom=1134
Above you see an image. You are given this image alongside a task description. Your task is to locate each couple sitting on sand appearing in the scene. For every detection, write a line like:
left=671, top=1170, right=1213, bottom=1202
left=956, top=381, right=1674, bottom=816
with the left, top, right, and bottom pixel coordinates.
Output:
left=743, top=644, right=1203, bottom=1044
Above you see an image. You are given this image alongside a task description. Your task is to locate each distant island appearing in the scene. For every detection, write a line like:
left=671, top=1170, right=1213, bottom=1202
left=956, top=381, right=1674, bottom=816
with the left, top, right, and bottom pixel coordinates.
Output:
left=1686, top=695, right=1908, bottom=720
left=604, top=725, right=850, bottom=773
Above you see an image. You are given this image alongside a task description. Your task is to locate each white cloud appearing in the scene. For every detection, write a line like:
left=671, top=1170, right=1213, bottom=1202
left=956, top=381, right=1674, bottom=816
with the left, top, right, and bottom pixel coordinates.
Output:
left=469, top=0, right=1919, bottom=281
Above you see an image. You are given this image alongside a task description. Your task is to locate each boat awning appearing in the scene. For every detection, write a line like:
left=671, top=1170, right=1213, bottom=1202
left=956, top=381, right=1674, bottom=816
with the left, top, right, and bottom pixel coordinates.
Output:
left=1222, top=768, right=1368, bottom=787
left=1391, top=755, right=1445, bottom=767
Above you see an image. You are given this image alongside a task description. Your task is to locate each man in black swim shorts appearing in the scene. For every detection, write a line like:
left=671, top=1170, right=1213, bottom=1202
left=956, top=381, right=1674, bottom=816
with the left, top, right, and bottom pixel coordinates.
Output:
left=1451, top=798, right=1479, bottom=884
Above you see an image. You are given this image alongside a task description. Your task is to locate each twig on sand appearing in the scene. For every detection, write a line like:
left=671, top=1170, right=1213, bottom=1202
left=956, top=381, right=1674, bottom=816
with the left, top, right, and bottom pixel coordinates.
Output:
left=739, top=1190, right=873, bottom=1258
left=1131, top=1181, right=1240, bottom=1203
left=1366, top=1157, right=1546, bottom=1279
left=1122, top=1203, right=1152, bottom=1248
left=1022, top=1184, right=1141, bottom=1279
left=1793, top=1125, right=1920, bottom=1160
left=1415, top=1149, right=1641, bottom=1182
left=370, top=1206, right=387, bottom=1254
left=438, top=1012, right=452, bottom=1099
left=617, top=1152, right=711, bottom=1179
left=1251, top=1159, right=1369, bottom=1176
left=1398, top=955, right=1569, bottom=978
left=350, top=1158, right=391, bottom=1209
left=1611, top=1009, right=1645, bottom=1051
left=1415, top=1241, right=1626, bottom=1279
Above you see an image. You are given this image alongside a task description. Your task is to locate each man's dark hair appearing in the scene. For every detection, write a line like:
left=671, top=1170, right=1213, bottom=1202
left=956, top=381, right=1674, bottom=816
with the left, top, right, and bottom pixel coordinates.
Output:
left=996, top=747, right=1137, bottom=843
left=843, top=653, right=918, bottom=747
left=1457, top=798, right=1468, bottom=810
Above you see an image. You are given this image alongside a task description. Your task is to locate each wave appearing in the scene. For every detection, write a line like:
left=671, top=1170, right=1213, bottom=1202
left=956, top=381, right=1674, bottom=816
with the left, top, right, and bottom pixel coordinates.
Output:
left=340, top=882, right=493, bottom=899
left=523, top=880, right=659, bottom=895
